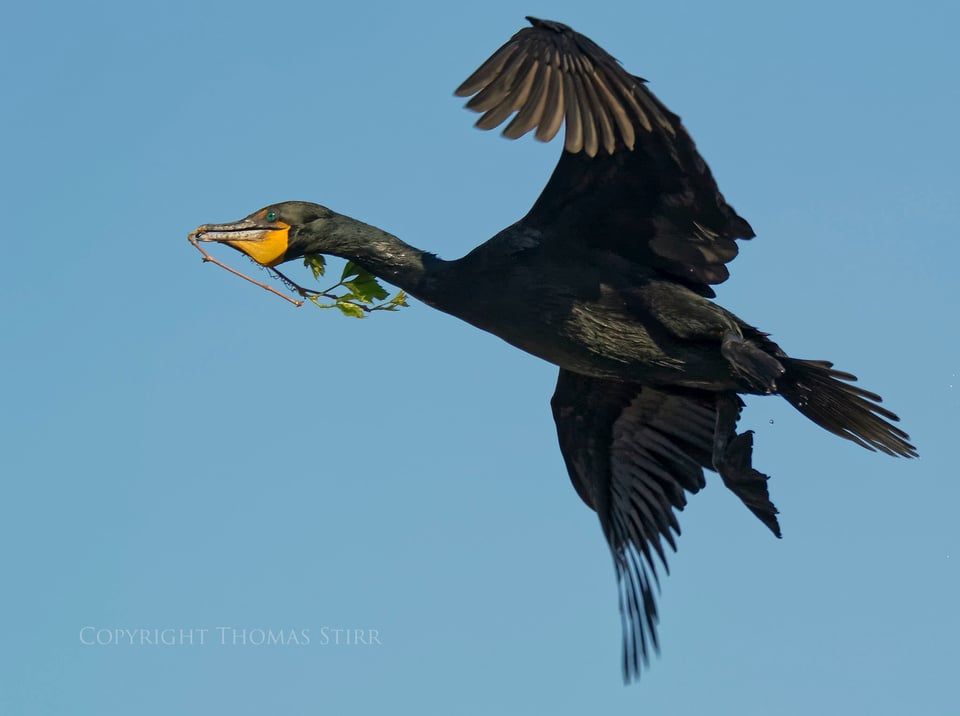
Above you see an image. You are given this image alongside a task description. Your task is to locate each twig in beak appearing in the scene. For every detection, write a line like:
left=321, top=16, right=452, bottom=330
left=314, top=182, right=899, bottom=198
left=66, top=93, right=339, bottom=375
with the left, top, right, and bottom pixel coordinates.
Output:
left=188, top=231, right=303, bottom=307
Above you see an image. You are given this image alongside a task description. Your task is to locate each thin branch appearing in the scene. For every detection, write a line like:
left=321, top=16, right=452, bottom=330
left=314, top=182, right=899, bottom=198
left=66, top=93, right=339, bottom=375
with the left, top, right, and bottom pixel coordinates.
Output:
left=188, top=231, right=303, bottom=307
left=189, top=233, right=407, bottom=316
left=273, top=267, right=374, bottom=313
left=269, top=267, right=327, bottom=298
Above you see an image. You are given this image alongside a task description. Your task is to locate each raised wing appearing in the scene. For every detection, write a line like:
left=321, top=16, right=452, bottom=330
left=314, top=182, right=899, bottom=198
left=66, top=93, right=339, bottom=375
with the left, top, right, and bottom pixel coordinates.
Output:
left=456, top=17, right=676, bottom=157
left=456, top=17, right=754, bottom=296
left=551, top=369, right=715, bottom=681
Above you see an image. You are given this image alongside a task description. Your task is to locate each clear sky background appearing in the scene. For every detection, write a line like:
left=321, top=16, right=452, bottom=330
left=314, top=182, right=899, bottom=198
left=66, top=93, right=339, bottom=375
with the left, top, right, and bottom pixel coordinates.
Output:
left=2, top=1, right=958, bottom=714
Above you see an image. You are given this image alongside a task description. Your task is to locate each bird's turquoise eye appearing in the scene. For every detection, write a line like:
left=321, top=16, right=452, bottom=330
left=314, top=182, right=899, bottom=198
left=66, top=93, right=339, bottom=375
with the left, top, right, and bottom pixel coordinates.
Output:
left=265, top=210, right=278, bottom=222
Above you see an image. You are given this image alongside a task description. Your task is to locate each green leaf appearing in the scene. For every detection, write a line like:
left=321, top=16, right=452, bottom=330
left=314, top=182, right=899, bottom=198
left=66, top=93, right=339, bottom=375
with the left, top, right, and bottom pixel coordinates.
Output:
left=340, top=260, right=361, bottom=281
left=298, top=257, right=407, bottom=318
left=343, top=279, right=389, bottom=303
left=338, top=262, right=389, bottom=303
left=304, top=254, right=326, bottom=280
left=336, top=301, right=366, bottom=319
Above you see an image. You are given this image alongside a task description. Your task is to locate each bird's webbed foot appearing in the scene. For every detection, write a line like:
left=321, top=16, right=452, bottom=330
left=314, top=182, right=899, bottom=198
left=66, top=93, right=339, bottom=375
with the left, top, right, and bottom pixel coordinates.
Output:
left=720, top=330, right=784, bottom=394
left=713, top=394, right=781, bottom=537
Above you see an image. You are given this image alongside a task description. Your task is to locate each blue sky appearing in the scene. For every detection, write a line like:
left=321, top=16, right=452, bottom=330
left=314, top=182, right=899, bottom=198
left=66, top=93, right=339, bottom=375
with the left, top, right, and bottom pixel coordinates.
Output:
left=3, top=1, right=958, bottom=713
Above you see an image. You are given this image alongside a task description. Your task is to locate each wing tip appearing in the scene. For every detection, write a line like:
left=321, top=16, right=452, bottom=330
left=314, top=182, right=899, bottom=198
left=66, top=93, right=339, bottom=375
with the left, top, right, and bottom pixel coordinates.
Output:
left=455, top=18, right=670, bottom=158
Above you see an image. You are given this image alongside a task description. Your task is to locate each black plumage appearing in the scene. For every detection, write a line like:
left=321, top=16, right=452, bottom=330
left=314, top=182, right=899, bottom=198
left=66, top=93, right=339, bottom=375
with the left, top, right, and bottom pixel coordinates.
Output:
left=193, top=17, right=916, bottom=681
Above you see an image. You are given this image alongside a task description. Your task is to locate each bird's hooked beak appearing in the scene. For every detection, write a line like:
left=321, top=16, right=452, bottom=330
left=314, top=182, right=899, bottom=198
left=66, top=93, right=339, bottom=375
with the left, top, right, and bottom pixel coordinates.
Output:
left=192, top=211, right=291, bottom=267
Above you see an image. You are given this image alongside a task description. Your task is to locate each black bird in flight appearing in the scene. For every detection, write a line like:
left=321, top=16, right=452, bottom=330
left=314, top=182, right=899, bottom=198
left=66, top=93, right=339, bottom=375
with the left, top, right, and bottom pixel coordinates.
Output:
left=192, top=17, right=916, bottom=681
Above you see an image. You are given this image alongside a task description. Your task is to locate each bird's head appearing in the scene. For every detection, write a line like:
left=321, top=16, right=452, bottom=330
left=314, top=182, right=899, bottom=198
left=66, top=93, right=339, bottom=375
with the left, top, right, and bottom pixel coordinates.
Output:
left=193, top=201, right=335, bottom=266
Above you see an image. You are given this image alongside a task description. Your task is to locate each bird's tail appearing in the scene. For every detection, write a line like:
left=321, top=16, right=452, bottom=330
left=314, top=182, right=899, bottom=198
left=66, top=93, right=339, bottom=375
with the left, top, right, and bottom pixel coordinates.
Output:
left=778, top=358, right=916, bottom=457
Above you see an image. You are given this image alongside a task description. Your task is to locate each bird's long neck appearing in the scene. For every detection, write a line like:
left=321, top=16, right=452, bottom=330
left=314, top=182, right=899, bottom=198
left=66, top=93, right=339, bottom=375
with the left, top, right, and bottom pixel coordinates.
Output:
left=307, top=213, right=448, bottom=301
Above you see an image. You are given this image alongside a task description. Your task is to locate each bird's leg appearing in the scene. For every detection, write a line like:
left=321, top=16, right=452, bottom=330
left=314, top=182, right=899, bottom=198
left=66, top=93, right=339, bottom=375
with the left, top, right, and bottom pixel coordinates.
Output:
left=713, top=394, right=782, bottom=537
left=720, top=330, right=784, bottom=394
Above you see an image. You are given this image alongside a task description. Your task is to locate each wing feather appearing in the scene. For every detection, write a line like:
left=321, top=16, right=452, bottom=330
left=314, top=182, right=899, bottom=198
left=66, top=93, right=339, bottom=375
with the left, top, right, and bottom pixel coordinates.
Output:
left=455, top=16, right=672, bottom=156
left=456, top=42, right=521, bottom=97
left=551, top=369, right=717, bottom=681
left=455, top=17, right=755, bottom=295
left=503, top=60, right=549, bottom=138
left=571, top=69, right=599, bottom=157
left=561, top=70, right=584, bottom=154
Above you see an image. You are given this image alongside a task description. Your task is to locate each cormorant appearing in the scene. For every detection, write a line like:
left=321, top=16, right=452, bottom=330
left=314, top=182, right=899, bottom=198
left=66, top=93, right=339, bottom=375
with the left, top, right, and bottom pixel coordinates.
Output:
left=191, top=17, right=916, bottom=681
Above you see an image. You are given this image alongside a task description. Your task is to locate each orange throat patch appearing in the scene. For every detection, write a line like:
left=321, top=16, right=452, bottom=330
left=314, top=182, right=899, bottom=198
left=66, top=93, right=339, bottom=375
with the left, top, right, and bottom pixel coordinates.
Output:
left=227, top=224, right=290, bottom=267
